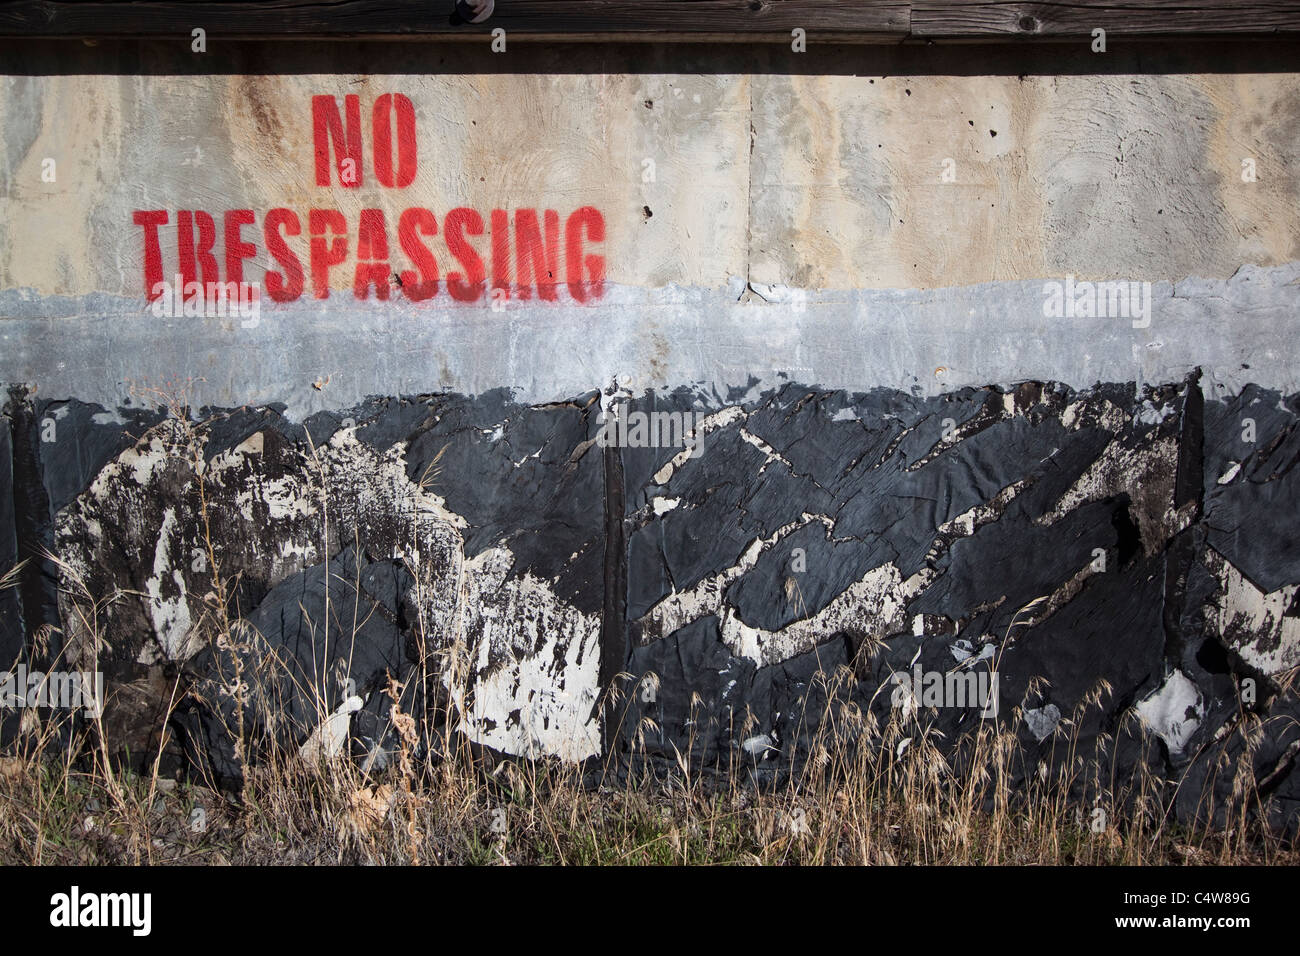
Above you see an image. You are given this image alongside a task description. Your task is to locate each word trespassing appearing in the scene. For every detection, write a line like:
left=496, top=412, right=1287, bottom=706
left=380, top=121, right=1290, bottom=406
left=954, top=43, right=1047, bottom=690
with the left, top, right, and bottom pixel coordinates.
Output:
left=133, top=206, right=605, bottom=304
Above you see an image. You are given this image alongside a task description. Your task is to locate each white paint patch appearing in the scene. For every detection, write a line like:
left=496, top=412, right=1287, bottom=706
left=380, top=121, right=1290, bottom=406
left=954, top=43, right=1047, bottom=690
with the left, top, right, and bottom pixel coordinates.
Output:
left=446, top=547, right=603, bottom=761
left=299, top=695, right=364, bottom=761
left=1135, top=670, right=1204, bottom=755
left=950, top=640, right=996, bottom=664
left=1136, top=400, right=1177, bottom=426
left=652, top=496, right=680, bottom=516
left=739, top=428, right=795, bottom=475
left=719, top=563, right=933, bottom=667
left=1203, top=549, right=1300, bottom=676
left=144, top=508, right=198, bottom=661
left=652, top=405, right=745, bottom=485
left=253, top=475, right=317, bottom=521
left=637, top=515, right=811, bottom=645
left=931, top=479, right=1026, bottom=546
left=1023, top=704, right=1061, bottom=743
left=234, top=431, right=264, bottom=456
left=1060, top=399, right=1127, bottom=433
left=117, top=436, right=173, bottom=487
left=1038, top=435, right=1189, bottom=554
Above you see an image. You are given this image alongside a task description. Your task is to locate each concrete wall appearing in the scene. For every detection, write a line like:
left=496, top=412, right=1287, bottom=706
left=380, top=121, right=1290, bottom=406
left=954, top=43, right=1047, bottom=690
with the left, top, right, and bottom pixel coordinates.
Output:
left=1, top=44, right=1298, bottom=411
left=1, top=41, right=1298, bottom=827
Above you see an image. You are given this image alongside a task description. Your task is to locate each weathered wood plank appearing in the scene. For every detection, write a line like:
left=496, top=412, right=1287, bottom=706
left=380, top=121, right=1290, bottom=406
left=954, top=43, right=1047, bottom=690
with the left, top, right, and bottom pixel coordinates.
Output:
left=0, top=1, right=909, bottom=38
left=912, top=1, right=1300, bottom=38
left=0, top=0, right=1298, bottom=40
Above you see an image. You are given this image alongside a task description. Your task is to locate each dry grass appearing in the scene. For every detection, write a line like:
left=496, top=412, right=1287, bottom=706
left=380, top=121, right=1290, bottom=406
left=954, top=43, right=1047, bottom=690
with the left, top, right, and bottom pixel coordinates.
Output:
left=0, top=690, right=1294, bottom=865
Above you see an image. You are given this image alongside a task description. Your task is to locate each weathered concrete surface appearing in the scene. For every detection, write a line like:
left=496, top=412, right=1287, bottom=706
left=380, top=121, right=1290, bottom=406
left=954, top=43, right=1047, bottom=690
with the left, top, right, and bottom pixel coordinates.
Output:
left=1, top=55, right=1297, bottom=415
left=1, top=64, right=1296, bottom=299
left=0, top=70, right=747, bottom=298
left=2, top=265, right=1299, bottom=418
left=1, top=43, right=1298, bottom=830
left=750, top=72, right=1300, bottom=289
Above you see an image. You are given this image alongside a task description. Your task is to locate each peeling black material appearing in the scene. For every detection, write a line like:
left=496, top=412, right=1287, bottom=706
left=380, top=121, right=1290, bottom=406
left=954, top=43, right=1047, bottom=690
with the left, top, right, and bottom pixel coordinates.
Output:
left=598, top=408, right=628, bottom=757
left=0, top=408, right=20, bottom=664
left=5, top=375, right=1300, bottom=834
left=4, top=388, right=56, bottom=649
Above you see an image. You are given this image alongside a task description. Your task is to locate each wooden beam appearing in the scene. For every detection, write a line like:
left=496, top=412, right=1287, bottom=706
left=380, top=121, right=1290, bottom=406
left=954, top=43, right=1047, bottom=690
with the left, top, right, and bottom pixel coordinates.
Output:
left=0, top=1, right=909, bottom=39
left=0, top=0, right=1297, bottom=41
left=912, top=1, right=1300, bottom=39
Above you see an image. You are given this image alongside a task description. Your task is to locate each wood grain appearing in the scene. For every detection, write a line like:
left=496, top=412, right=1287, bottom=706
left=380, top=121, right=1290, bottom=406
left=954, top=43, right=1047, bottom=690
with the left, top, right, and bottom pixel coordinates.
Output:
left=0, top=0, right=1296, bottom=40
left=913, top=1, right=1300, bottom=38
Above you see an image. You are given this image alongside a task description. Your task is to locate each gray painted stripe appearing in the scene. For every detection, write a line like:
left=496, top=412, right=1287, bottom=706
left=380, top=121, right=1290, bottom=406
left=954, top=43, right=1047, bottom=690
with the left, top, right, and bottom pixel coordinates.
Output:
left=2, top=261, right=1296, bottom=415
